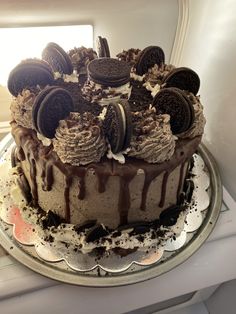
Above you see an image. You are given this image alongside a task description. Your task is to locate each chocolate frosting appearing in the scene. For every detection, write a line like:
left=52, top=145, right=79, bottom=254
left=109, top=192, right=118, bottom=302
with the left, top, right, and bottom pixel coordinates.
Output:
left=68, top=46, right=97, bottom=74
left=10, top=88, right=41, bottom=129
left=116, top=48, right=141, bottom=66
left=128, top=107, right=176, bottom=163
left=144, top=64, right=176, bottom=87
left=178, top=94, right=206, bottom=139
left=53, top=112, right=106, bottom=166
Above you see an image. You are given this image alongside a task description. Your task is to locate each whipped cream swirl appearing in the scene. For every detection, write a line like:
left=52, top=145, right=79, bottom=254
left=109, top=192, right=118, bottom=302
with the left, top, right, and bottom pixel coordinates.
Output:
left=178, top=94, right=206, bottom=139
left=128, top=107, right=176, bottom=163
left=53, top=112, right=107, bottom=166
left=10, top=88, right=40, bottom=129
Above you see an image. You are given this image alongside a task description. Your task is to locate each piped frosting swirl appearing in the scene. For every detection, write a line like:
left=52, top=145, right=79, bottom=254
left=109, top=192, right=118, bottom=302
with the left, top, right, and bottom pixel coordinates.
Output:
left=10, top=88, right=40, bottom=129
left=53, top=112, right=106, bottom=165
left=128, top=107, right=176, bottom=163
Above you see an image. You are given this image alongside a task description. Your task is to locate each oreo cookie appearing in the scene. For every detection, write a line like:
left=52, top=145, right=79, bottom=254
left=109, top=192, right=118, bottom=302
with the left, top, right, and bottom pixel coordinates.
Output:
left=163, top=67, right=200, bottom=95
left=85, top=224, right=109, bottom=243
left=160, top=205, right=183, bottom=227
left=42, top=42, right=73, bottom=75
left=152, top=87, right=195, bottom=134
left=7, top=59, right=54, bottom=97
left=97, top=36, right=111, bottom=58
left=32, top=86, right=74, bottom=138
left=74, top=220, right=97, bottom=234
left=135, top=46, right=165, bottom=76
left=88, top=58, right=131, bottom=87
left=11, top=145, right=18, bottom=167
left=104, top=101, right=132, bottom=153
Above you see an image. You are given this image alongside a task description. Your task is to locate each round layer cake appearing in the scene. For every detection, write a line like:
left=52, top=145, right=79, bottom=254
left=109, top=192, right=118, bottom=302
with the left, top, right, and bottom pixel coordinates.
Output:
left=9, top=41, right=206, bottom=230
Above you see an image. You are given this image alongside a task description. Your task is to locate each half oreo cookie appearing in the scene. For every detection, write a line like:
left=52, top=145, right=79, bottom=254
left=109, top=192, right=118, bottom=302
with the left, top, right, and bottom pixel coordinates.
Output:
left=88, top=58, right=131, bottom=87
left=42, top=42, right=73, bottom=75
left=163, top=67, right=200, bottom=95
left=32, top=86, right=74, bottom=138
left=135, top=46, right=165, bottom=76
left=97, top=36, right=111, bottom=58
left=7, top=59, right=54, bottom=97
left=152, top=87, right=195, bottom=134
left=104, top=101, right=132, bottom=153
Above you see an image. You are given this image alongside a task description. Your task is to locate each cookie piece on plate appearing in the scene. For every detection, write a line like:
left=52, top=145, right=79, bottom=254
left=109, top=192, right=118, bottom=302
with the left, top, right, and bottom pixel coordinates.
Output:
left=104, top=101, right=132, bottom=153
left=42, top=42, right=73, bottom=75
left=163, top=67, right=200, bottom=95
left=7, top=59, right=54, bottom=97
left=135, top=46, right=165, bottom=75
left=32, top=86, right=74, bottom=138
left=152, top=87, right=195, bottom=134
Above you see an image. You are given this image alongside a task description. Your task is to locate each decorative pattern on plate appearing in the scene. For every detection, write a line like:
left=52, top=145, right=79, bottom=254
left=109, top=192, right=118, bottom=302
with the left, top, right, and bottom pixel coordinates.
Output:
left=0, top=141, right=210, bottom=274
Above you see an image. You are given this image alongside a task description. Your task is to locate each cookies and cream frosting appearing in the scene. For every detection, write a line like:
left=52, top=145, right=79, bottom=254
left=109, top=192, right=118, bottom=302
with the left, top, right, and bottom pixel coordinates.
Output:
left=116, top=48, right=141, bottom=66
left=128, top=107, right=176, bottom=163
left=8, top=43, right=205, bottom=168
left=81, top=80, right=131, bottom=105
left=68, top=46, right=97, bottom=74
left=10, top=88, right=40, bottom=129
left=178, top=94, right=206, bottom=139
left=131, top=63, right=175, bottom=97
left=53, top=112, right=106, bottom=165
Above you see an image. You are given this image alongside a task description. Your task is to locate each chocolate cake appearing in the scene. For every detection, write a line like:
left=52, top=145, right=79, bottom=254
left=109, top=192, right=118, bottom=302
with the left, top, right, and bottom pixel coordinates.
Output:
left=8, top=40, right=206, bottom=247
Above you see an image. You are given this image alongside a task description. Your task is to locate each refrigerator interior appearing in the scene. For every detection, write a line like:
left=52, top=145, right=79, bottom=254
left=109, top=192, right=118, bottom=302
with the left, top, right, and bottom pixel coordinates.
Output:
left=0, top=0, right=236, bottom=313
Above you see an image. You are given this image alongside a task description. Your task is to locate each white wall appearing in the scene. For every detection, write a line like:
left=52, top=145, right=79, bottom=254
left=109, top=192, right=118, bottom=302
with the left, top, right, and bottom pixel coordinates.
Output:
left=0, top=0, right=178, bottom=123
left=179, top=0, right=236, bottom=200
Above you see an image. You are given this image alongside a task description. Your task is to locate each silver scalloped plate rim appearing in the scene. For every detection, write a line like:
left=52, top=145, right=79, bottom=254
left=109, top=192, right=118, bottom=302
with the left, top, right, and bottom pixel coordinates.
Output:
left=0, top=136, right=222, bottom=287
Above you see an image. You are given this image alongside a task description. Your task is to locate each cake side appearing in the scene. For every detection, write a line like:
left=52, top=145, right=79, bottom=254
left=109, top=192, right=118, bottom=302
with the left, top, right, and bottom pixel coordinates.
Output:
left=11, top=122, right=201, bottom=228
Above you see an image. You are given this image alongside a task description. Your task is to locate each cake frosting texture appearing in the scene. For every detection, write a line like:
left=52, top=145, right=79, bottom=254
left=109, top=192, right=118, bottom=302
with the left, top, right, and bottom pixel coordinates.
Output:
left=8, top=40, right=205, bottom=233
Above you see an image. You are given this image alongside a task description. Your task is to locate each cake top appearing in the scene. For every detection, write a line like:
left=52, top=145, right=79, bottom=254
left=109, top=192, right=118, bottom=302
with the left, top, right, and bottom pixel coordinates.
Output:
left=8, top=38, right=206, bottom=166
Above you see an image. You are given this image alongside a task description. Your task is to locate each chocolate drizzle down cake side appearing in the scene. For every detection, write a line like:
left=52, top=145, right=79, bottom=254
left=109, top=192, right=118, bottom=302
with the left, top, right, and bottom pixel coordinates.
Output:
left=7, top=39, right=206, bottom=253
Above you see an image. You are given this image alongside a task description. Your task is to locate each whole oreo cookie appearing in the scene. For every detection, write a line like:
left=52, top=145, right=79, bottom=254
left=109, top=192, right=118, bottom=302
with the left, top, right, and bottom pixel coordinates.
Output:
left=7, top=59, right=54, bottom=97
left=42, top=42, right=73, bottom=75
left=88, top=58, right=131, bottom=87
left=97, top=36, right=111, bottom=58
left=104, top=101, right=132, bottom=153
left=135, top=46, right=165, bottom=76
left=163, top=67, right=200, bottom=95
left=152, top=87, right=195, bottom=134
left=32, top=86, right=74, bottom=138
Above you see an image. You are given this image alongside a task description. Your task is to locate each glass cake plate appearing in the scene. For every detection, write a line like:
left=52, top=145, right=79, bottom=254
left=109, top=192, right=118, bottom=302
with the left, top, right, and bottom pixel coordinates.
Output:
left=0, top=134, right=222, bottom=287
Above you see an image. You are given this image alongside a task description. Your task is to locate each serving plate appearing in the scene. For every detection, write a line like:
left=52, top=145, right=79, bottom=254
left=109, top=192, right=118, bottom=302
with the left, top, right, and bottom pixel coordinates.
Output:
left=0, top=134, right=222, bottom=286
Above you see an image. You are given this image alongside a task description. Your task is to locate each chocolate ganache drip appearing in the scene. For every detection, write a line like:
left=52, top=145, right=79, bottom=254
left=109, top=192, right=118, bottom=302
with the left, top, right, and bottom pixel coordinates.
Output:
left=11, top=121, right=201, bottom=225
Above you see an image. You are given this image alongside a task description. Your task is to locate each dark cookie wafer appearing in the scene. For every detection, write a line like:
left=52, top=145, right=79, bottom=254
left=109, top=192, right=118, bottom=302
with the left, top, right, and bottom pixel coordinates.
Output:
left=152, top=87, right=195, bottom=134
left=88, top=58, right=131, bottom=87
left=32, top=86, right=74, bottom=138
left=163, top=67, right=200, bottom=95
left=11, top=145, right=18, bottom=167
left=104, top=101, right=132, bottom=153
left=97, top=36, right=111, bottom=58
left=135, top=46, right=165, bottom=76
left=42, top=42, right=73, bottom=75
left=32, top=85, right=57, bottom=132
left=7, top=59, right=54, bottom=97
